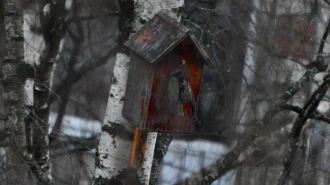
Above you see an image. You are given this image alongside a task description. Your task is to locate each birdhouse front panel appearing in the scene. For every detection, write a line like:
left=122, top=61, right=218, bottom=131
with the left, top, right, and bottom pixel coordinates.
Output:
left=143, top=39, right=204, bottom=133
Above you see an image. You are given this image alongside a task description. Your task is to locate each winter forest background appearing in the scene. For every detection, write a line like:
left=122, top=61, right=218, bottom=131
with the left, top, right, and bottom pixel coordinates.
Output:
left=2, top=0, right=330, bottom=184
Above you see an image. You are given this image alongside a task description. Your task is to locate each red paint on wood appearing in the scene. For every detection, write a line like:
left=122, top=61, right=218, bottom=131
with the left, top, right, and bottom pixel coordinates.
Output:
left=123, top=12, right=211, bottom=133
left=135, top=29, right=155, bottom=49
left=181, top=44, right=203, bottom=97
left=161, top=61, right=170, bottom=74
left=183, top=103, right=191, bottom=115
left=146, top=66, right=159, bottom=122
left=142, top=45, right=200, bottom=132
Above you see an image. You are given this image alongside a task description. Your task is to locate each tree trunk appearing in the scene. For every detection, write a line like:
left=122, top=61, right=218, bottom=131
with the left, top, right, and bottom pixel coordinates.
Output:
left=31, top=0, right=66, bottom=184
left=93, top=0, right=183, bottom=184
left=2, top=0, right=27, bottom=184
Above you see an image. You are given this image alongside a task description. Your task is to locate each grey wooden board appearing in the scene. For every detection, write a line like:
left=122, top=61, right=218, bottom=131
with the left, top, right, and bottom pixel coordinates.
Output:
left=124, top=11, right=189, bottom=64
left=123, top=53, right=154, bottom=129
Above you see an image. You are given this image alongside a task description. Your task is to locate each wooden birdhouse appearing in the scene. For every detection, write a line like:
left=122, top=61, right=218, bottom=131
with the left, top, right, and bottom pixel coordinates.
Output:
left=123, top=11, right=214, bottom=133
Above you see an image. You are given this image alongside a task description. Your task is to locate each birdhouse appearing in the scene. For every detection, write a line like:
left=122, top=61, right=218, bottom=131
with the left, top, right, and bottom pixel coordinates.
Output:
left=123, top=11, right=214, bottom=133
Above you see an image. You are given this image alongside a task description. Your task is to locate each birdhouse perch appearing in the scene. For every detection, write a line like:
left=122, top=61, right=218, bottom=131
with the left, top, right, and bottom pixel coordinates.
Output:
left=123, top=11, right=214, bottom=133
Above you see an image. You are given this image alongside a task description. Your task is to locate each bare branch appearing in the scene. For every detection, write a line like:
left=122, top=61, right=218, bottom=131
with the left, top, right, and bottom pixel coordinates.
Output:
left=150, top=134, right=173, bottom=185
left=23, top=155, right=53, bottom=185
left=282, top=104, right=303, bottom=115
left=275, top=19, right=330, bottom=183
left=314, top=114, right=330, bottom=124
left=50, top=0, right=84, bottom=142
left=50, top=47, right=116, bottom=103
left=317, top=19, right=330, bottom=57
left=277, top=69, right=330, bottom=184
left=181, top=14, right=330, bottom=185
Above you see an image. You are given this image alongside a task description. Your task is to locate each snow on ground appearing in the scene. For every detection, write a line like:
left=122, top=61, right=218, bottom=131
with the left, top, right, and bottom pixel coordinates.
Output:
left=159, top=140, right=235, bottom=185
left=49, top=113, right=234, bottom=184
left=49, top=112, right=102, bottom=138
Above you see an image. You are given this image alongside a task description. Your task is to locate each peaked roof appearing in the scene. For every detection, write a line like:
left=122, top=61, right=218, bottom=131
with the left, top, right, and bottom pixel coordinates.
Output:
left=124, top=11, right=214, bottom=68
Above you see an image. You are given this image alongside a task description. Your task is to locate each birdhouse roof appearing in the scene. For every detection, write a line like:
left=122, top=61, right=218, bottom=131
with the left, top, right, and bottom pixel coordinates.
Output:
left=124, top=11, right=214, bottom=68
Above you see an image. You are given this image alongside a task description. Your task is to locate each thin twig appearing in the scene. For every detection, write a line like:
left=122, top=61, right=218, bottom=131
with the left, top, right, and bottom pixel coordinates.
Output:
left=314, top=114, right=330, bottom=124
left=318, top=19, right=330, bottom=56
left=282, top=104, right=303, bottom=116
left=23, top=155, right=53, bottom=185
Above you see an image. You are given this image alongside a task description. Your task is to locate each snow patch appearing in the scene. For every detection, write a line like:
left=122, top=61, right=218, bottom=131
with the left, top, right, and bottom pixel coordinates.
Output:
left=49, top=112, right=102, bottom=138
left=159, top=140, right=235, bottom=185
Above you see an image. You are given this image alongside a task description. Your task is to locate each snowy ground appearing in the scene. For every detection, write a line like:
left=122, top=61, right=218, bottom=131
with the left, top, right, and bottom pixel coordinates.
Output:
left=48, top=112, right=234, bottom=184
left=49, top=112, right=102, bottom=138
left=159, top=140, right=235, bottom=185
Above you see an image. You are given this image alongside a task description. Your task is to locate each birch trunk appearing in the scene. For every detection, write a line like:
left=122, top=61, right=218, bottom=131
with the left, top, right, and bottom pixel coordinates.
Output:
left=2, top=0, right=27, bottom=184
left=93, top=0, right=183, bottom=184
left=31, top=0, right=65, bottom=184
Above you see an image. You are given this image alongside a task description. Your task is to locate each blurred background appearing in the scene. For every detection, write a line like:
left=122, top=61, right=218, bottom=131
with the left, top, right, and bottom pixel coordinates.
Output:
left=13, top=0, right=330, bottom=184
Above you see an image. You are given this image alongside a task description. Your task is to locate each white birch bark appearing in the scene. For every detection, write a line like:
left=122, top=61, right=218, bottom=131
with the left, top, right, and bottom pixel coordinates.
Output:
left=94, top=53, right=132, bottom=179
left=93, top=0, right=183, bottom=184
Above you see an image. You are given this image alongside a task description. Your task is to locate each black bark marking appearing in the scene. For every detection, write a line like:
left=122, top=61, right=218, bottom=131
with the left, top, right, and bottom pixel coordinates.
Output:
left=103, top=123, right=134, bottom=141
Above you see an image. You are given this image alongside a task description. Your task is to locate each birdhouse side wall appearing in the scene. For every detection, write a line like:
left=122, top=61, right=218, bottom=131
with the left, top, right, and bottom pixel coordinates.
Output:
left=122, top=53, right=154, bottom=129
left=144, top=40, right=204, bottom=133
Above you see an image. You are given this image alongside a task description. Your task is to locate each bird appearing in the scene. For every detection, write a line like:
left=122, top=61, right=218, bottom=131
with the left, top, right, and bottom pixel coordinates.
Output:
left=168, top=72, right=196, bottom=117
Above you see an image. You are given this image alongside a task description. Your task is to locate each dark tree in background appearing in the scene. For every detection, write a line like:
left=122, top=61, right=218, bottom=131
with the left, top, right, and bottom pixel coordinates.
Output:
left=1, top=0, right=27, bottom=184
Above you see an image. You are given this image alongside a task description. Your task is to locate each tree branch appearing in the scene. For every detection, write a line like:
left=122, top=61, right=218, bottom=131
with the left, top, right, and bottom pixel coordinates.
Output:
left=50, top=47, right=116, bottom=103
left=149, top=134, right=173, bottom=185
left=23, top=155, right=53, bottom=185
left=324, top=0, right=330, bottom=6
left=180, top=15, right=330, bottom=185
left=277, top=74, right=330, bottom=184
left=282, top=104, right=303, bottom=116
left=32, top=0, right=66, bottom=184
left=49, top=0, right=84, bottom=142
left=276, top=22, right=330, bottom=182
left=313, top=113, right=330, bottom=124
